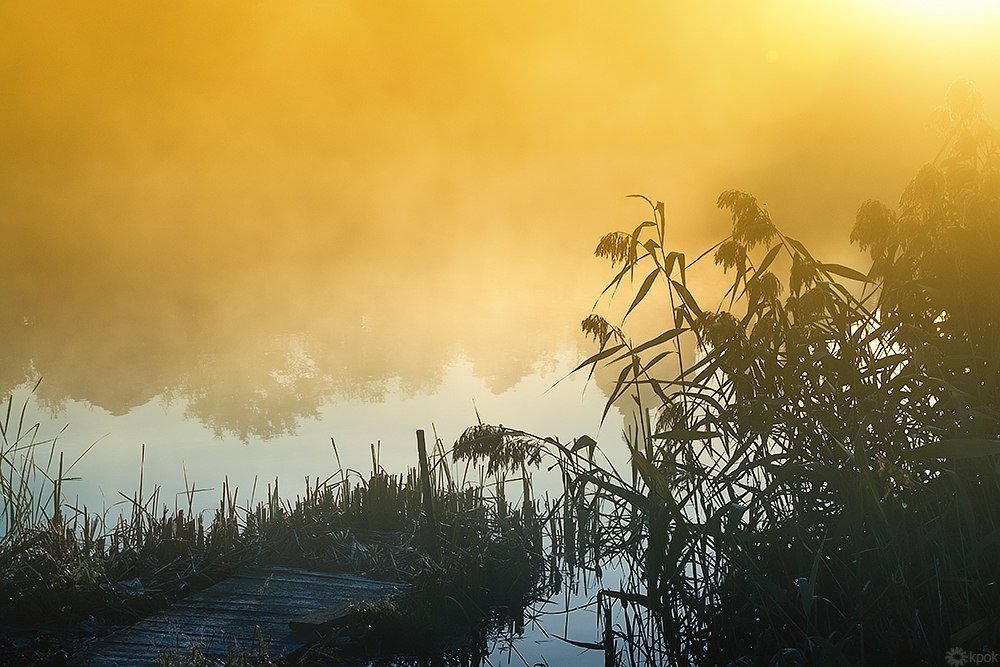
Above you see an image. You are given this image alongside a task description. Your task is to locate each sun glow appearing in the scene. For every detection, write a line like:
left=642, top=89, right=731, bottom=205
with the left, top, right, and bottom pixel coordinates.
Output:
left=876, top=0, right=1000, bottom=17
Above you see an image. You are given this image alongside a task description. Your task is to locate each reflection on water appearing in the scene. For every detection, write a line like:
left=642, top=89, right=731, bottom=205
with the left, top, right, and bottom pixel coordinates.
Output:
left=10, top=353, right=621, bottom=519
left=0, top=253, right=598, bottom=440
left=2, top=305, right=592, bottom=442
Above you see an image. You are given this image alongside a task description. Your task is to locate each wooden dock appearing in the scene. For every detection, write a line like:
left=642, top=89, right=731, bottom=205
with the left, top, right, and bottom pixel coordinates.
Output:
left=70, top=567, right=407, bottom=666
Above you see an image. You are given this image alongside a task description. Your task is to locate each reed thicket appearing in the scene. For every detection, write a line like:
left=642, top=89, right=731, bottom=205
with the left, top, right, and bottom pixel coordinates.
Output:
left=554, top=82, right=1000, bottom=665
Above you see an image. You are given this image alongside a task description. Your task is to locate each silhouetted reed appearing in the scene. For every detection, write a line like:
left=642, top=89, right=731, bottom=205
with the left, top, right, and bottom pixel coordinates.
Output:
left=558, top=83, right=1000, bottom=665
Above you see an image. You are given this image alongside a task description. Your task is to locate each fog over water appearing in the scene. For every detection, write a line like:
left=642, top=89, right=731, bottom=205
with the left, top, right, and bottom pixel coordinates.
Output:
left=4, top=1, right=1000, bottom=498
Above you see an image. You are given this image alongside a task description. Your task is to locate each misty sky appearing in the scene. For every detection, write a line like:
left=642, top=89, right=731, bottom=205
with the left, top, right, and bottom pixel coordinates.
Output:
left=3, top=0, right=1000, bottom=422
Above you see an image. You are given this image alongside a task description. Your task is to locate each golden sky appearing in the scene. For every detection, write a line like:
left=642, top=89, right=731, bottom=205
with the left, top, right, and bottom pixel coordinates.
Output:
left=3, top=1, right=1000, bottom=424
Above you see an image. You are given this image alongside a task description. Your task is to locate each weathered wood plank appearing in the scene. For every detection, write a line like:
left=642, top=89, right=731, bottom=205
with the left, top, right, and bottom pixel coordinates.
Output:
left=70, top=567, right=406, bottom=666
left=288, top=601, right=360, bottom=635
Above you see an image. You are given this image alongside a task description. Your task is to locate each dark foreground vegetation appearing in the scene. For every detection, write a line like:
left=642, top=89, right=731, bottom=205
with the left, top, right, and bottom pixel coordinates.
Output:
left=0, top=425, right=549, bottom=665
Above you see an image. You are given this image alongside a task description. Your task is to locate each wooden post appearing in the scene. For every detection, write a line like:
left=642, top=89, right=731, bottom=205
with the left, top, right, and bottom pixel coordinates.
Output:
left=53, top=451, right=64, bottom=530
left=416, top=429, right=440, bottom=559
left=603, top=599, right=615, bottom=667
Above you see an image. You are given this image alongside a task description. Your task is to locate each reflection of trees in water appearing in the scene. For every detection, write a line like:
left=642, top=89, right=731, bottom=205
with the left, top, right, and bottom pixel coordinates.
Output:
left=168, top=335, right=332, bottom=441
left=167, top=330, right=450, bottom=441
left=0, top=263, right=586, bottom=440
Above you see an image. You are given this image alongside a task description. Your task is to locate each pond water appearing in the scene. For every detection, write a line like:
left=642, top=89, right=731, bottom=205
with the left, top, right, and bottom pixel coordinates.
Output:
left=7, top=339, right=628, bottom=665
left=9, top=352, right=622, bottom=518
left=4, top=292, right=629, bottom=665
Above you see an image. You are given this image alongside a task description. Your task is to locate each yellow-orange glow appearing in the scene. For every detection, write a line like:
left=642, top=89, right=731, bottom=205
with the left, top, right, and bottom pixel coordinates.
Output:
left=2, top=1, right=1000, bottom=426
left=875, top=0, right=1000, bottom=16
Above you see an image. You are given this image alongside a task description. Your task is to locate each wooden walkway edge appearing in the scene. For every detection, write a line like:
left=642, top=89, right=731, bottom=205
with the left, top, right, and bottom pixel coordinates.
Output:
left=70, top=567, right=407, bottom=666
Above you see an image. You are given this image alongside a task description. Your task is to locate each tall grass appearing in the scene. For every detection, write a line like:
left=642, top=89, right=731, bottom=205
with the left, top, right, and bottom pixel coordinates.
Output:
left=1, top=423, right=546, bottom=667
left=562, top=83, right=1000, bottom=664
left=1, top=380, right=74, bottom=558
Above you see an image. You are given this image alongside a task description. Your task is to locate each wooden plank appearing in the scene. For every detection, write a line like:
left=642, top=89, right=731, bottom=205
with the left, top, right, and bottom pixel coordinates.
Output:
left=70, top=567, right=406, bottom=666
left=288, top=601, right=360, bottom=635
